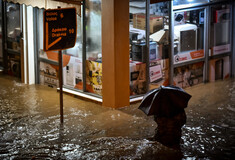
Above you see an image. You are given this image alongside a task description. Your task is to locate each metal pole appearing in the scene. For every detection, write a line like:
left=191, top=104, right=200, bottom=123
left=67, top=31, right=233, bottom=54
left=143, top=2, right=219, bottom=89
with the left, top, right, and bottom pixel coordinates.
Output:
left=204, top=6, right=210, bottom=83
left=169, top=1, right=174, bottom=85
left=58, top=50, right=63, bottom=124
left=56, top=6, right=63, bottom=124
left=82, top=0, right=87, bottom=92
left=146, top=0, right=150, bottom=91
left=231, top=1, right=235, bottom=77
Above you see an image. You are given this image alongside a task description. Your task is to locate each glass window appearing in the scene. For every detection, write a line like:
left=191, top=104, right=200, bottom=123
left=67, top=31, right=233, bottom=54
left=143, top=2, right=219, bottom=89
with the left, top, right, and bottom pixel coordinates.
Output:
left=0, top=0, right=3, bottom=64
left=173, top=8, right=205, bottom=64
left=209, top=4, right=231, bottom=56
left=6, top=3, right=21, bottom=51
left=129, top=0, right=147, bottom=96
left=173, top=0, right=209, bottom=7
left=149, top=1, right=170, bottom=90
left=85, top=0, right=102, bottom=95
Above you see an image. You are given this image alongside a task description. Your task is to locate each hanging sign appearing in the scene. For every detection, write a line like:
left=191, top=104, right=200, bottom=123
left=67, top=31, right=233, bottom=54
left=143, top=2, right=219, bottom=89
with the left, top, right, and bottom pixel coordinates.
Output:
left=43, top=7, right=77, bottom=51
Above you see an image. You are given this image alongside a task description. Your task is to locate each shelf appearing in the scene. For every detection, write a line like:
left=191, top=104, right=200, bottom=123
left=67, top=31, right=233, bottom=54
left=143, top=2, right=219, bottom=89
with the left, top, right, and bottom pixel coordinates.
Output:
left=173, top=58, right=205, bottom=68
left=7, top=48, right=20, bottom=55
left=209, top=52, right=231, bottom=60
left=39, top=57, right=59, bottom=66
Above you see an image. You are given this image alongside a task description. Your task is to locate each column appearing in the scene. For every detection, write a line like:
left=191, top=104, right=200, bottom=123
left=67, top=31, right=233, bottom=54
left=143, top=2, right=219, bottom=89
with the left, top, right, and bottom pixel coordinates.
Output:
left=102, top=0, right=130, bottom=108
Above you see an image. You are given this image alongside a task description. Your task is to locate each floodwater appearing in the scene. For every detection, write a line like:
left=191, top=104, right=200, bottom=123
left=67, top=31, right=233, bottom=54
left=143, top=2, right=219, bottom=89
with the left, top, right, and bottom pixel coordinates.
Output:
left=0, top=75, right=234, bottom=160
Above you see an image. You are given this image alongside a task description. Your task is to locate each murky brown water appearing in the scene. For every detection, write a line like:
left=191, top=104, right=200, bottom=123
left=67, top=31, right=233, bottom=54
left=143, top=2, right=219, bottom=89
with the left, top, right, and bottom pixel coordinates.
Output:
left=0, top=75, right=234, bottom=159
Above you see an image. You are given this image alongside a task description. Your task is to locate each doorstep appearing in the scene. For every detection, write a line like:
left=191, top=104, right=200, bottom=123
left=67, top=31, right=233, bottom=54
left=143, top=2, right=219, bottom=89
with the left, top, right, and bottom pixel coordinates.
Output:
left=58, top=87, right=143, bottom=105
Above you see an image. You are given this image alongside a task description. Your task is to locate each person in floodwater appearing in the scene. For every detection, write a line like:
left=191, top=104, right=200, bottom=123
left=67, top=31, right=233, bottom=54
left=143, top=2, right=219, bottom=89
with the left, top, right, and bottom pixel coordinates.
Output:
left=138, top=86, right=191, bottom=149
left=153, top=109, right=186, bottom=149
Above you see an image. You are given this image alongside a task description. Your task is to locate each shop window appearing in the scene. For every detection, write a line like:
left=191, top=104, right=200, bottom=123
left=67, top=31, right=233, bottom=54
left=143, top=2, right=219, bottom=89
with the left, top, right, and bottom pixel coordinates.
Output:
left=0, top=0, right=2, bottom=65
left=85, top=0, right=102, bottom=95
left=173, top=8, right=205, bottom=64
left=209, top=4, right=231, bottom=56
left=5, top=2, right=21, bottom=55
left=129, top=1, right=171, bottom=95
left=129, top=0, right=147, bottom=96
left=173, top=0, right=209, bottom=7
left=5, top=2, right=21, bottom=78
left=149, top=2, right=170, bottom=90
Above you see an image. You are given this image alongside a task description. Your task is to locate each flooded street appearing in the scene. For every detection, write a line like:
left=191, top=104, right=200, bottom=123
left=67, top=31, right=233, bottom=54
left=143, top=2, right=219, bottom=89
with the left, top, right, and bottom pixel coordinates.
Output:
left=0, top=75, right=235, bottom=159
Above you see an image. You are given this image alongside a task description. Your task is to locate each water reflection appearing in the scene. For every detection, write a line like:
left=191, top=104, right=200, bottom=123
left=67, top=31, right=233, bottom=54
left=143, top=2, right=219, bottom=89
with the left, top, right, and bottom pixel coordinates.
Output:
left=0, top=75, right=235, bottom=159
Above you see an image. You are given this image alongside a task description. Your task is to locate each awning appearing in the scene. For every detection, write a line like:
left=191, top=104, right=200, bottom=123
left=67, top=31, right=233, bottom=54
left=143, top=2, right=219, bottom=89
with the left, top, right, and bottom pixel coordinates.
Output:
left=3, top=0, right=82, bottom=10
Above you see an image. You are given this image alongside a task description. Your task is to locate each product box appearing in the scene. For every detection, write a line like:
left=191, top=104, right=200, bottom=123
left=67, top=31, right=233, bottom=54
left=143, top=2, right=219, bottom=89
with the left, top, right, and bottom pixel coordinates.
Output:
left=174, top=12, right=185, bottom=25
left=149, top=65, right=162, bottom=83
left=86, top=60, right=102, bottom=95
left=64, top=57, right=83, bottom=87
left=40, top=62, right=59, bottom=88
left=130, top=61, right=147, bottom=95
left=173, top=62, right=203, bottom=88
left=133, top=13, right=163, bottom=33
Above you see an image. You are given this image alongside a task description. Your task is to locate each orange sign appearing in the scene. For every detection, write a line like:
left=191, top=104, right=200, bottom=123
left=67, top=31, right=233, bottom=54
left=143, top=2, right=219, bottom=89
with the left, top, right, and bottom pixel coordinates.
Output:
left=190, top=49, right=204, bottom=59
left=43, top=8, right=77, bottom=51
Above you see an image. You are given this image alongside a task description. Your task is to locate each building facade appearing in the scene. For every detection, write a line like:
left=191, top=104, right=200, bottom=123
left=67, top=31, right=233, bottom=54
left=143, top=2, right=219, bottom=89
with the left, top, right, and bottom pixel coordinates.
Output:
left=0, top=0, right=234, bottom=108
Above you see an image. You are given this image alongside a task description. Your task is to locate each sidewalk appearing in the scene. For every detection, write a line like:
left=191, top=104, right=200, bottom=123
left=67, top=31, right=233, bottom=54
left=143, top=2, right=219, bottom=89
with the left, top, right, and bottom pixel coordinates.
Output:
left=0, top=75, right=235, bottom=159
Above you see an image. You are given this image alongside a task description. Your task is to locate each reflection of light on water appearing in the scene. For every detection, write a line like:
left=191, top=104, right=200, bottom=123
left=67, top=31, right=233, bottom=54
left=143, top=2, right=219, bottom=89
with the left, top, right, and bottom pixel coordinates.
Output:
left=1, top=76, right=235, bottom=159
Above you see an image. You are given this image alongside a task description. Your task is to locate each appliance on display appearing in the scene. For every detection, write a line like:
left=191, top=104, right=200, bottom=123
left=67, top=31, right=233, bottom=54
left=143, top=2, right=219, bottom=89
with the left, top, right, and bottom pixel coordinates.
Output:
left=131, top=41, right=146, bottom=62
left=75, top=63, right=82, bottom=85
left=174, top=23, right=197, bottom=53
left=129, top=27, right=146, bottom=40
left=174, top=12, right=185, bottom=25
left=149, top=42, right=157, bottom=61
left=10, top=59, right=20, bottom=77
left=199, top=11, right=204, bottom=24
left=131, top=41, right=158, bottom=62
left=66, top=62, right=83, bottom=86
left=215, top=9, right=230, bottom=23
left=66, top=64, right=75, bottom=86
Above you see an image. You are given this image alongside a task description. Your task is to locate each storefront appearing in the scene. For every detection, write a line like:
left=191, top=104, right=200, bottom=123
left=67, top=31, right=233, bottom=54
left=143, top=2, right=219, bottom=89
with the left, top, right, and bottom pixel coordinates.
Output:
left=0, top=0, right=234, bottom=108
left=0, top=0, right=80, bottom=84
left=129, top=0, right=234, bottom=99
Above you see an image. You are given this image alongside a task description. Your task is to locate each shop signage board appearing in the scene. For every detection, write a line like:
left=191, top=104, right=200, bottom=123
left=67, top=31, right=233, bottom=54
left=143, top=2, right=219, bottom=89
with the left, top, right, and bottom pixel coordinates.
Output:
left=43, top=7, right=77, bottom=124
left=43, top=7, right=77, bottom=51
left=174, top=49, right=204, bottom=64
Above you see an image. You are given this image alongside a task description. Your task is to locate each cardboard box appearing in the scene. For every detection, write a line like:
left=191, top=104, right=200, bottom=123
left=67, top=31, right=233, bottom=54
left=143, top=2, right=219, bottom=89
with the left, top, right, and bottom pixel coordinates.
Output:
left=150, top=65, right=162, bottom=83
left=133, top=13, right=163, bottom=33
left=173, top=62, right=203, bottom=88
left=130, top=61, right=147, bottom=95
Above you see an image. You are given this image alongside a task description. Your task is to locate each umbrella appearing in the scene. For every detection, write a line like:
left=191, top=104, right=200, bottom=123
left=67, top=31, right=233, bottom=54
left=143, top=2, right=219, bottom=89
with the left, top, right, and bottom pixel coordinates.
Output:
left=138, top=85, right=192, bottom=117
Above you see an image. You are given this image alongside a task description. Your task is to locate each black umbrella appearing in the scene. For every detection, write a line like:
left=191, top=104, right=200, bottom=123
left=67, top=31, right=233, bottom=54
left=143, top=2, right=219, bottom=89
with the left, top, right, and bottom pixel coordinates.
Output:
left=138, top=85, right=192, bottom=117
